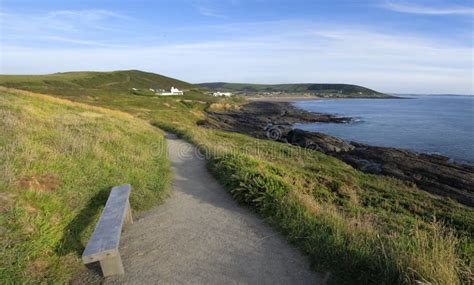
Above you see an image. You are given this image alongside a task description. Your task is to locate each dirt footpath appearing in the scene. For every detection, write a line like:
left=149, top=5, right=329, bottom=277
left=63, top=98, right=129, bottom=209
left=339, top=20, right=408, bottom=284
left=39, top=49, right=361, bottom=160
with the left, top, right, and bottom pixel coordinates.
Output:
left=76, top=133, right=325, bottom=284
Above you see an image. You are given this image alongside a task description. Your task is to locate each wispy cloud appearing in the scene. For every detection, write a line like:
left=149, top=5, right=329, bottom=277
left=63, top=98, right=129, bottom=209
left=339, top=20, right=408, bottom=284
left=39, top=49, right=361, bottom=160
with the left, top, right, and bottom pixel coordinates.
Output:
left=46, top=9, right=129, bottom=21
left=0, top=9, right=129, bottom=32
left=42, top=36, right=126, bottom=48
left=382, top=1, right=474, bottom=15
left=2, top=21, right=472, bottom=94
left=1, top=2, right=472, bottom=94
left=0, top=9, right=133, bottom=47
left=196, top=6, right=227, bottom=18
left=44, top=9, right=130, bottom=32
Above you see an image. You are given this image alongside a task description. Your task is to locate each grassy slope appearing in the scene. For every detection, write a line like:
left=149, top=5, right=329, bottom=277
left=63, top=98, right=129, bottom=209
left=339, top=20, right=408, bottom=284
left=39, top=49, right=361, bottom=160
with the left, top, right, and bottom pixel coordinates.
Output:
left=157, top=113, right=474, bottom=284
left=0, top=70, right=198, bottom=99
left=0, top=88, right=170, bottom=283
left=1, top=72, right=473, bottom=284
left=199, top=82, right=388, bottom=97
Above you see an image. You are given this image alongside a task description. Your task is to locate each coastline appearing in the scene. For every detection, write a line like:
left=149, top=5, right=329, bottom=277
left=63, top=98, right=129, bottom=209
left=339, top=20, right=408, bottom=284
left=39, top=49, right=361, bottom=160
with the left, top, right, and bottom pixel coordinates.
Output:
left=245, top=95, right=401, bottom=102
left=203, top=101, right=474, bottom=207
left=246, top=96, right=325, bottom=102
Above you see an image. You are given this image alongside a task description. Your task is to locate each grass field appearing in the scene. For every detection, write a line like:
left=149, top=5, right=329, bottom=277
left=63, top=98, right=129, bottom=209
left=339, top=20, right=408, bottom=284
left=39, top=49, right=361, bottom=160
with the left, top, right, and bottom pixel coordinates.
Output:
left=1, top=71, right=473, bottom=284
left=0, top=70, right=198, bottom=99
left=0, top=88, right=170, bottom=283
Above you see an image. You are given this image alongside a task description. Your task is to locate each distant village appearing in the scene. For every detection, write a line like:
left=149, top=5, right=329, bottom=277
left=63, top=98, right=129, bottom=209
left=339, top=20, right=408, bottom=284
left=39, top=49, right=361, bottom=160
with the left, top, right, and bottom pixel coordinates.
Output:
left=131, top=87, right=233, bottom=97
left=130, top=87, right=370, bottom=99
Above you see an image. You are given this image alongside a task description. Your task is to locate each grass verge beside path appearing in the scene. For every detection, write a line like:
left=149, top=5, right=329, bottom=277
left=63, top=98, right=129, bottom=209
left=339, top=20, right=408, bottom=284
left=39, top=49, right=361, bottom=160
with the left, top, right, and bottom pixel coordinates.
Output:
left=0, top=89, right=170, bottom=283
left=157, top=123, right=473, bottom=284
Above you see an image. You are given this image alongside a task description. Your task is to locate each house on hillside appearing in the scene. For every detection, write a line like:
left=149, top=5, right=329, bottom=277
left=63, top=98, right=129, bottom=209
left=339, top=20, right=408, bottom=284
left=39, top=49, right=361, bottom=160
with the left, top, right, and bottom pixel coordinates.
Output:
left=212, top=91, right=233, bottom=97
left=158, top=87, right=184, bottom=96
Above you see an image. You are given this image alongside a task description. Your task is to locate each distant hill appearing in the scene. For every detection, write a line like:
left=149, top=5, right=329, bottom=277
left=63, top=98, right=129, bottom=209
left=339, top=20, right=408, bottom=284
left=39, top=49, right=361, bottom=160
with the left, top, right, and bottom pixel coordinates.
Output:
left=199, top=82, right=389, bottom=98
left=0, top=71, right=390, bottom=98
left=0, top=70, right=198, bottom=97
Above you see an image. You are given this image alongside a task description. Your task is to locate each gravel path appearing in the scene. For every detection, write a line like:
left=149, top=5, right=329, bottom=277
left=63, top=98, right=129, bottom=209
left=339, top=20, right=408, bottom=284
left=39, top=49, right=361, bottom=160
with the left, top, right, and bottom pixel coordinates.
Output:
left=76, top=133, right=325, bottom=284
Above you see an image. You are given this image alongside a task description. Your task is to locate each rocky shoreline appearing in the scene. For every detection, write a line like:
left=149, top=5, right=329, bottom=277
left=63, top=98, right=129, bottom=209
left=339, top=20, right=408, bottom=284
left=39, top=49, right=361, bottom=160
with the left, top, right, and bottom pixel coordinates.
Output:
left=202, top=101, right=474, bottom=207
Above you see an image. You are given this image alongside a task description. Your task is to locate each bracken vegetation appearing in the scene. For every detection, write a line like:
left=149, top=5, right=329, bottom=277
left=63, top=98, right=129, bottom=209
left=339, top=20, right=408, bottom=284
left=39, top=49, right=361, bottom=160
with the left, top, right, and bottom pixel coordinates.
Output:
left=0, top=71, right=473, bottom=284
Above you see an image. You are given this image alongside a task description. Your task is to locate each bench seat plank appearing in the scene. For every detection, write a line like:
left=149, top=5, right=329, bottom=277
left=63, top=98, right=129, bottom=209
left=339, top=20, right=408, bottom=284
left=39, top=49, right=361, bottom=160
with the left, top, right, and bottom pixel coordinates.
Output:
left=82, top=184, right=131, bottom=264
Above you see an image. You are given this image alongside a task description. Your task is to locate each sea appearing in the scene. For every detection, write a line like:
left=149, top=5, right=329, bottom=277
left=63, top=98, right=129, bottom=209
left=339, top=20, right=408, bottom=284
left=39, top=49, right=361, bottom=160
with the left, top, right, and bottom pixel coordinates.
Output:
left=293, top=95, right=474, bottom=164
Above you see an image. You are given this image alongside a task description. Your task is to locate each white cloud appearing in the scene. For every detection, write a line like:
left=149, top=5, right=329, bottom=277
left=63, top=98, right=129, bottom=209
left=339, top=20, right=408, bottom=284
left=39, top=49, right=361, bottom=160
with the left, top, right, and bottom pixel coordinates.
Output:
left=382, top=1, right=474, bottom=15
left=196, top=6, right=227, bottom=18
left=46, top=9, right=128, bottom=20
left=42, top=36, right=126, bottom=48
left=0, top=9, right=130, bottom=39
left=1, top=21, right=472, bottom=94
left=0, top=6, right=472, bottom=95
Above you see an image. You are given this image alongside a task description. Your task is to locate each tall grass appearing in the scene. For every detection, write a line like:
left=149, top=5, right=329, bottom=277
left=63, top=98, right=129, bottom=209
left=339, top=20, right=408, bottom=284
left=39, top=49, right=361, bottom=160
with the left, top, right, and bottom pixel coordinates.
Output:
left=153, top=119, right=473, bottom=284
left=0, top=89, right=170, bottom=283
left=204, top=152, right=472, bottom=284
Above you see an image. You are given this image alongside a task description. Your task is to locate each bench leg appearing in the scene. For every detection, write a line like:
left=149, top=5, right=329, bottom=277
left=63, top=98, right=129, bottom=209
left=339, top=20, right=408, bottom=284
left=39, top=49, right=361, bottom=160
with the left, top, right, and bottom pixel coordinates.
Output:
left=125, top=200, right=133, bottom=225
left=100, top=254, right=124, bottom=277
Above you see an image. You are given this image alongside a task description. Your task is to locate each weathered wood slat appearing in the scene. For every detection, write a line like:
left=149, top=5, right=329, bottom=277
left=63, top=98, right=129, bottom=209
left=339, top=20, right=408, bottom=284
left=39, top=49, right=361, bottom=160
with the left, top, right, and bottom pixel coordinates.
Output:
left=82, top=184, right=132, bottom=276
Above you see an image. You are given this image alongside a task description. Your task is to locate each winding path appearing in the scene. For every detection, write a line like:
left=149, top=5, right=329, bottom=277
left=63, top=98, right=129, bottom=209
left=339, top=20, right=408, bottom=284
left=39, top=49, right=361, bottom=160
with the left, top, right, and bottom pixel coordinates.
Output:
left=78, top=133, right=324, bottom=284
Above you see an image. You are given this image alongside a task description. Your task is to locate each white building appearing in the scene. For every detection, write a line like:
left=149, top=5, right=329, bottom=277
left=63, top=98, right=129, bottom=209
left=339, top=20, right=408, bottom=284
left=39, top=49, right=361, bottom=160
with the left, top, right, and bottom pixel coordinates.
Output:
left=212, top=91, right=233, bottom=97
left=158, top=86, right=184, bottom=96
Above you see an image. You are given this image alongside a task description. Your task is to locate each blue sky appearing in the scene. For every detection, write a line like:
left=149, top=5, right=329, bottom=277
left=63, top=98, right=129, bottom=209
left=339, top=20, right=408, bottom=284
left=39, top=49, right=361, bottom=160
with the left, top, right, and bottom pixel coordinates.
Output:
left=1, top=0, right=473, bottom=94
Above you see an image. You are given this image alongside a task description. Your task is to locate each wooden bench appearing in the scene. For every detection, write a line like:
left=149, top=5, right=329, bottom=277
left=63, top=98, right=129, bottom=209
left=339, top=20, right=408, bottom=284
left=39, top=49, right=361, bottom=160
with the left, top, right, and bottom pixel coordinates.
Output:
left=82, top=184, right=133, bottom=277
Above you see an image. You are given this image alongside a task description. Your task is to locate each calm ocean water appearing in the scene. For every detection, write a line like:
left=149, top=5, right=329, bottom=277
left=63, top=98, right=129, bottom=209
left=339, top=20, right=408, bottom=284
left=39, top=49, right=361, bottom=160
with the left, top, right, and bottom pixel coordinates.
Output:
left=293, top=95, right=474, bottom=164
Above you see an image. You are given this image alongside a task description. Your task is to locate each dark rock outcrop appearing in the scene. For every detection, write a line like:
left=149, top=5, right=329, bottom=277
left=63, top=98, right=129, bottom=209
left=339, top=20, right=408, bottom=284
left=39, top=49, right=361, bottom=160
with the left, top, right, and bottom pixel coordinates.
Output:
left=336, top=143, right=474, bottom=207
left=204, top=101, right=350, bottom=138
left=202, top=101, right=474, bottom=207
left=285, top=129, right=355, bottom=153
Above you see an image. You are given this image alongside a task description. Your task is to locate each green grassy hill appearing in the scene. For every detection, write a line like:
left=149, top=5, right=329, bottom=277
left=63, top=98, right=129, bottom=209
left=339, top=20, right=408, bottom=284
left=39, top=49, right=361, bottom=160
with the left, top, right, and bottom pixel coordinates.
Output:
left=0, top=88, right=170, bottom=283
left=0, top=70, right=198, bottom=98
left=199, top=82, right=389, bottom=97
left=0, top=71, right=388, bottom=98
